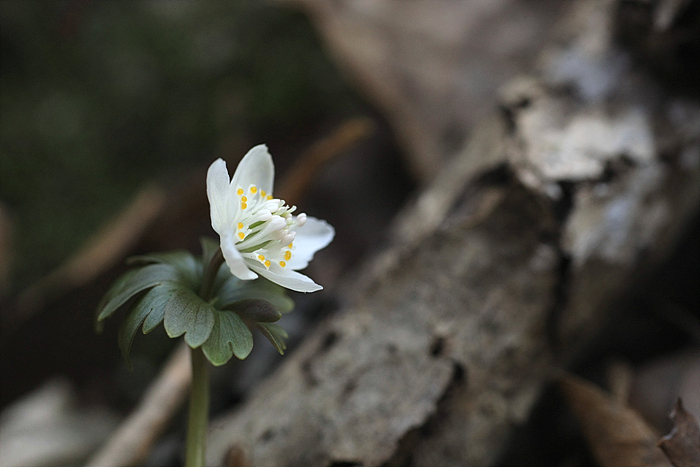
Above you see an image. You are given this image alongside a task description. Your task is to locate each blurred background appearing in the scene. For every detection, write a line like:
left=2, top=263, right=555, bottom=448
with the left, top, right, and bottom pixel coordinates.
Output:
left=1, top=1, right=698, bottom=466
left=0, top=0, right=402, bottom=294
left=0, top=2, right=417, bottom=465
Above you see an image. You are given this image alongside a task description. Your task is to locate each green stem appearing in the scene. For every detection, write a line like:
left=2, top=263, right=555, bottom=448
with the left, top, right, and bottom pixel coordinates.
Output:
left=185, top=347, right=209, bottom=467
left=184, top=248, right=222, bottom=466
left=200, top=248, right=224, bottom=301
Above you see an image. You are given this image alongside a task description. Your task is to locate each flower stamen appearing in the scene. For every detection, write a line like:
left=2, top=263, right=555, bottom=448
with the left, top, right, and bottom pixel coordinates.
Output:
left=206, top=147, right=334, bottom=292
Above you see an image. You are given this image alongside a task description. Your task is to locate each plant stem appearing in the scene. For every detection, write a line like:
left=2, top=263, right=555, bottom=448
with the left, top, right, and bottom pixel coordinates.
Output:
left=185, top=248, right=221, bottom=467
left=200, top=248, right=224, bottom=301
left=185, top=347, right=209, bottom=467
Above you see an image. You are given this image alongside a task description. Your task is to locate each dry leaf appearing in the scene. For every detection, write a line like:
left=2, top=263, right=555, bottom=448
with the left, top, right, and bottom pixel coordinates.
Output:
left=560, top=374, right=672, bottom=467
left=658, top=398, right=700, bottom=467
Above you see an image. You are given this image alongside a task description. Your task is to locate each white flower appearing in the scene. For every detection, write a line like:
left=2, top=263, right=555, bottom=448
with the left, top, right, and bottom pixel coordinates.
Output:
left=206, top=145, right=334, bottom=292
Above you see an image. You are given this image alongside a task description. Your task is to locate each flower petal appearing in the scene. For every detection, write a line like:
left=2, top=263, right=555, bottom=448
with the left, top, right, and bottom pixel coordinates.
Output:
left=287, top=217, right=335, bottom=270
left=206, top=158, right=231, bottom=233
left=249, top=262, right=322, bottom=293
left=231, top=144, right=274, bottom=195
left=221, top=231, right=258, bottom=280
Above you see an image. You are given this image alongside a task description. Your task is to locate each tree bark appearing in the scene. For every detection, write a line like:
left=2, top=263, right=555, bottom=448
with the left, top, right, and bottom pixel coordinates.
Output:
left=206, top=1, right=700, bottom=465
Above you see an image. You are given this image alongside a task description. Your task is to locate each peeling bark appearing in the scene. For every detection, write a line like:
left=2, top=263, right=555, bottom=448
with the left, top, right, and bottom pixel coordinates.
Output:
left=208, top=175, right=560, bottom=466
left=206, top=1, right=700, bottom=465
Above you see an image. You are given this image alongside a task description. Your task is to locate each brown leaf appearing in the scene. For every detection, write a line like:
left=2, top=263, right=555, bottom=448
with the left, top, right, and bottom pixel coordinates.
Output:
left=560, top=374, right=672, bottom=467
left=225, top=445, right=250, bottom=467
left=658, top=398, right=700, bottom=467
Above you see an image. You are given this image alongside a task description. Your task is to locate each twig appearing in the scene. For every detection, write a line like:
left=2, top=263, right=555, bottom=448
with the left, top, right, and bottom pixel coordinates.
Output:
left=85, top=342, right=191, bottom=467
left=277, top=117, right=375, bottom=203
left=13, top=184, right=167, bottom=327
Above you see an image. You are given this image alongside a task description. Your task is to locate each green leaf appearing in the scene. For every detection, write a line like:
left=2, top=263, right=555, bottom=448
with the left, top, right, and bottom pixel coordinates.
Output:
left=256, top=322, right=289, bottom=355
left=216, top=276, right=294, bottom=314
left=117, top=282, right=180, bottom=368
left=127, top=251, right=201, bottom=290
left=96, top=263, right=180, bottom=321
left=142, top=283, right=181, bottom=334
left=163, top=288, right=216, bottom=348
left=95, top=269, right=136, bottom=332
left=231, top=299, right=282, bottom=323
left=201, top=310, right=254, bottom=366
left=127, top=250, right=192, bottom=267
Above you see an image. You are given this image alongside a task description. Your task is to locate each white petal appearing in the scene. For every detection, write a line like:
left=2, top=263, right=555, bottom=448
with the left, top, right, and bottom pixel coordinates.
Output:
left=206, top=158, right=231, bottom=233
left=249, top=262, right=322, bottom=293
left=286, top=217, right=334, bottom=270
left=231, top=144, right=274, bottom=195
left=220, top=231, right=258, bottom=280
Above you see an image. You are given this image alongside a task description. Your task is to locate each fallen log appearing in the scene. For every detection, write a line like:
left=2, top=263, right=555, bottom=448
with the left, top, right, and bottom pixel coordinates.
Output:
left=206, top=1, right=700, bottom=465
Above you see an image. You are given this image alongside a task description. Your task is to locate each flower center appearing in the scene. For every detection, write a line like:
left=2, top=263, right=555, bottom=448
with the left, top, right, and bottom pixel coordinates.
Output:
left=233, top=184, right=306, bottom=269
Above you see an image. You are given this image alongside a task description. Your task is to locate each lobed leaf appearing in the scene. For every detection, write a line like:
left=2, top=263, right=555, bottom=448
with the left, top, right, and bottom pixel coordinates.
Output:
left=231, top=299, right=282, bottom=323
left=127, top=250, right=201, bottom=290
left=96, top=263, right=181, bottom=322
left=163, top=288, right=216, bottom=348
left=256, top=322, right=289, bottom=355
left=99, top=237, right=295, bottom=364
left=117, top=282, right=181, bottom=368
left=95, top=269, right=137, bottom=332
left=202, top=309, right=254, bottom=366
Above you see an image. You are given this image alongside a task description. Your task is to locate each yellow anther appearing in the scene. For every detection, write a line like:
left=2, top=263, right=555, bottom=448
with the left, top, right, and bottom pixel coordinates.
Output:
left=250, top=186, right=258, bottom=194
left=266, top=195, right=273, bottom=200
left=241, top=202, right=247, bottom=209
left=284, top=251, right=292, bottom=261
left=264, top=260, right=271, bottom=268
left=258, top=255, right=265, bottom=261
left=260, top=190, right=266, bottom=198
left=241, top=196, right=247, bottom=202
left=237, top=222, right=243, bottom=230
left=238, top=232, right=245, bottom=240
left=279, top=261, right=286, bottom=267
left=237, top=188, right=244, bottom=195
left=288, top=243, right=293, bottom=249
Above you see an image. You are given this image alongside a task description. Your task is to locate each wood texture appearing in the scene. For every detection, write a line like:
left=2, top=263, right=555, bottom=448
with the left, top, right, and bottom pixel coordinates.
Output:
left=205, top=1, right=700, bottom=465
